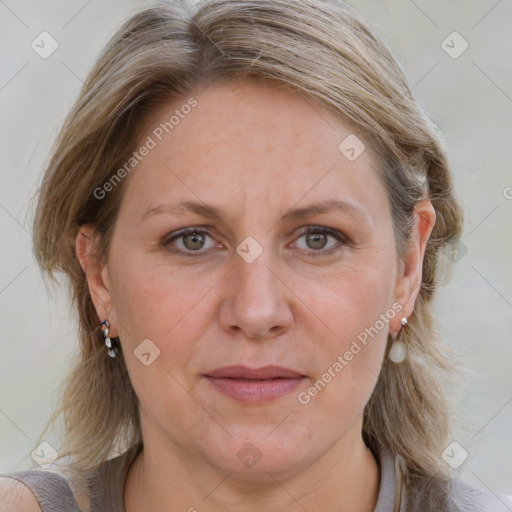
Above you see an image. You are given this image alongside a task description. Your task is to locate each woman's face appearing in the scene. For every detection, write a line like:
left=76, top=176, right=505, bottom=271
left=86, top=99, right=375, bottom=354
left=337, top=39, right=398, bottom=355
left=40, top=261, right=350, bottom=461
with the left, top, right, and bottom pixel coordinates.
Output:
left=82, top=79, right=431, bottom=477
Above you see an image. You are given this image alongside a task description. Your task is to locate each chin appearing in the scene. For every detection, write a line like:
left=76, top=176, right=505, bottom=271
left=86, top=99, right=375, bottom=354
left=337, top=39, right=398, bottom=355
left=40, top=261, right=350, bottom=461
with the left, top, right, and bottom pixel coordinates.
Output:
left=204, top=434, right=309, bottom=478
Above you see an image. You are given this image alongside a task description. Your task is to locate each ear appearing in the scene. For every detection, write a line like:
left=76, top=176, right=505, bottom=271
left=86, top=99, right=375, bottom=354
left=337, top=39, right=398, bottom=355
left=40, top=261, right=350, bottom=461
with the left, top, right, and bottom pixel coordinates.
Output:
left=75, top=224, right=118, bottom=337
left=391, top=200, right=436, bottom=334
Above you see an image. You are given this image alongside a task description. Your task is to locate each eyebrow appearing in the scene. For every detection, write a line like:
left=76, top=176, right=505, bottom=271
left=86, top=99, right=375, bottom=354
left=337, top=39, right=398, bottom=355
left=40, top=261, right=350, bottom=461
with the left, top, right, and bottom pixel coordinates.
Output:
left=140, top=199, right=369, bottom=224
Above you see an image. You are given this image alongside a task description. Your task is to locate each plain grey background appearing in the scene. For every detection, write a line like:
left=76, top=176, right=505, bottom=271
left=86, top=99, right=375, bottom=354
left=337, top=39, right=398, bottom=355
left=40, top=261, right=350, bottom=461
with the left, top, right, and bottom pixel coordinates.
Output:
left=1, top=0, right=511, bottom=499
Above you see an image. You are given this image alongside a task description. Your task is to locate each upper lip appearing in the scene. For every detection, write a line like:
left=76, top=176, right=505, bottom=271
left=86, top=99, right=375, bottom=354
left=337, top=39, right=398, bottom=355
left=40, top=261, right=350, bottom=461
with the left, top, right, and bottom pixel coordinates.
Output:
left=204, top=365, right=305, bottom=379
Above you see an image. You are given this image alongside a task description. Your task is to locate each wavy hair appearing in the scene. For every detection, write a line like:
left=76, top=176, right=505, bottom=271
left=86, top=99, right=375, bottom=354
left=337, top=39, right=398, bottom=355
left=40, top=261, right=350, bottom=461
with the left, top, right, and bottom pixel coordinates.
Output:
left=32, top=1, right=464, bottom=509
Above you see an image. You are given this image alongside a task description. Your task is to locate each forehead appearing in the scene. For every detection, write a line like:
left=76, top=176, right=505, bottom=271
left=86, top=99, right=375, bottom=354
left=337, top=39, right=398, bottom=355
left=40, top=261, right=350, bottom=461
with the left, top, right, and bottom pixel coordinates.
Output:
left=119, top=79, right=388, bottom=222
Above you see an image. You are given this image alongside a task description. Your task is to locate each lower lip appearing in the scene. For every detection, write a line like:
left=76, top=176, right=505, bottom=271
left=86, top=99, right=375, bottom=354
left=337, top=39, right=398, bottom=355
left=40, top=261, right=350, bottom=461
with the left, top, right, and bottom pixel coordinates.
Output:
left=204, top=376, right=306, bottom=403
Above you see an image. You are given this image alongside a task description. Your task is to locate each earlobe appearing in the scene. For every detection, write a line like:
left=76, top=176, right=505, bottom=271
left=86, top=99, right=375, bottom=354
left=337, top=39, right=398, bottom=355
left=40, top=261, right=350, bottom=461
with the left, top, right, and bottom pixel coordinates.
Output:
left=75, top=225, right=115, bottom=330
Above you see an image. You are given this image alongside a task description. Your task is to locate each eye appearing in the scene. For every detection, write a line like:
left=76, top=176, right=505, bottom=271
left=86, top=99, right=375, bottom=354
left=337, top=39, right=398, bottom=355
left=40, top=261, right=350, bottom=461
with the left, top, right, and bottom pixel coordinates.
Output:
left=163, top=228, right=217, bottom=257
left=163, top=225, right=348, bottom=258
left=293, top=226, right=347, bottom=257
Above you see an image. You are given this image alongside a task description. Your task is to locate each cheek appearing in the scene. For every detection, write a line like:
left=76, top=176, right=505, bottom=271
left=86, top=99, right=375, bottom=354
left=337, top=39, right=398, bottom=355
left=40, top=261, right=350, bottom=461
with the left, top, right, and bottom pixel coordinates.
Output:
left=109, top=248, right=218, bottom=361
left=109, top=254, right=215, bottom=416
left=311, top=259, right=395, bottom=347
left=298, top=293, right=389, bottom=432
left=297, top=260, right=395, bottom=408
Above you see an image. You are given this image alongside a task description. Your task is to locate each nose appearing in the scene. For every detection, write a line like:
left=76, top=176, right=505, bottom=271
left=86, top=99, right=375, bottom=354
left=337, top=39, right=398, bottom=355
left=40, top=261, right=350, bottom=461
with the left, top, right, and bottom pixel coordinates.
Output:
left=218, top=246, right=294, bottom=341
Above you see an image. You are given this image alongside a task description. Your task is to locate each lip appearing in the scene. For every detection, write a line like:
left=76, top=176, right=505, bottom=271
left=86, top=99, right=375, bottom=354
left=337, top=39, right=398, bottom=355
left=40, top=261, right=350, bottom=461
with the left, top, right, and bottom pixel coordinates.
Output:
left=204, top=365, right=307, bottom=404
left=205, top=365, right=305, bottom=379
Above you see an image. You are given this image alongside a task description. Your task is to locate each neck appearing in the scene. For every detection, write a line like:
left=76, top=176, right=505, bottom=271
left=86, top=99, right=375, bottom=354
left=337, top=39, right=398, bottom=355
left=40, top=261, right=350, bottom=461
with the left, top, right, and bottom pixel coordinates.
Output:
left=124, top=430, right=380, bottom=512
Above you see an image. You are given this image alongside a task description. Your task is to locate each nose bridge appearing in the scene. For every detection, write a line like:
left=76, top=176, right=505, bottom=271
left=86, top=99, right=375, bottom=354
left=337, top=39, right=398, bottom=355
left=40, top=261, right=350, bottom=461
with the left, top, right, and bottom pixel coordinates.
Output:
left=234, top=236, right=279, bottom=306
left=221, top=235, right=292, bottom=339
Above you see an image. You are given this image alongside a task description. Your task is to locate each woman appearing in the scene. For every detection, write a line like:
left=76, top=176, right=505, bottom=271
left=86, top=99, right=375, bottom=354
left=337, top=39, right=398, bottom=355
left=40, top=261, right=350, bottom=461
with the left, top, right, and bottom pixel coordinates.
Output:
left=1, top=0, right=510, bottom=510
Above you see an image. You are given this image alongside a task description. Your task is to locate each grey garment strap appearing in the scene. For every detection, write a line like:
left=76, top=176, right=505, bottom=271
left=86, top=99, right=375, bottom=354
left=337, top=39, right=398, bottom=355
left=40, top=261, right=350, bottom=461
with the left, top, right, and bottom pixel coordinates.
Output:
left=372, top=449, right=403, bottom=512
left=86, top=441, right=143, bottom=512
left=0, top=470, right=82, bottom=512
left=394, top=453, right=408, bottom=512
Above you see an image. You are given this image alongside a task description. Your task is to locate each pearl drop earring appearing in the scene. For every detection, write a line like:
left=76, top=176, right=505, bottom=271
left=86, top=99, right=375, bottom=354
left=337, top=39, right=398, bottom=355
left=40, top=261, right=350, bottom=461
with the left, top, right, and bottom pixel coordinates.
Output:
left=388, top=317, right=408, bottom=363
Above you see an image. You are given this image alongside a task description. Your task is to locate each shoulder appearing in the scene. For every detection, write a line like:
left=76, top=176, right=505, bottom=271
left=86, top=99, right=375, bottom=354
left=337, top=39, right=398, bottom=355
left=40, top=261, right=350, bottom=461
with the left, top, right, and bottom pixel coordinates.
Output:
left=0, top=475, right=42, bottom=511
left=0, top=469, right=84, bottom=512
left=449, top=477, right=512, bottom=512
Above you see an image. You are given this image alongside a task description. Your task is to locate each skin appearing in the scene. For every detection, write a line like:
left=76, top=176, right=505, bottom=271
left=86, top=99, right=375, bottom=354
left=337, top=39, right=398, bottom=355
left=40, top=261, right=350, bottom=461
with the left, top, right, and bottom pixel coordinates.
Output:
left=76, top=79, right=435, bottom=512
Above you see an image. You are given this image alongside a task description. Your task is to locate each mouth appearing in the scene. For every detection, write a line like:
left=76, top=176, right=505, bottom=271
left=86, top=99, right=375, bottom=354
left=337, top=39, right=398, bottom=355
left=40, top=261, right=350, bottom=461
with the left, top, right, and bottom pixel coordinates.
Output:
left=203, top=365, right=307, bottom=404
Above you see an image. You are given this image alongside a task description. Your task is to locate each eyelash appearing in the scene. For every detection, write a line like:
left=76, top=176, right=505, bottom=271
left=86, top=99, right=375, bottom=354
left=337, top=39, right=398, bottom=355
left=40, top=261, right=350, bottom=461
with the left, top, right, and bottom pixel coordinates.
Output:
left=163, top=226, right=348, bottom=258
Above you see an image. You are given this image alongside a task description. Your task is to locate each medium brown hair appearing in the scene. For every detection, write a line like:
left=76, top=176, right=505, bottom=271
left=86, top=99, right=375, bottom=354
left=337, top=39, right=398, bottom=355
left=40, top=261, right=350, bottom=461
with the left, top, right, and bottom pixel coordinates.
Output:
left=32, top=1, right=464, bottom=509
